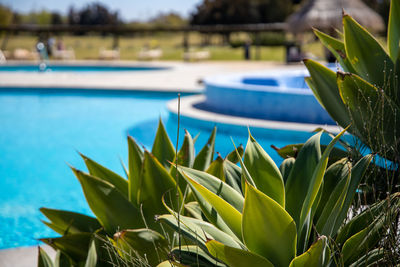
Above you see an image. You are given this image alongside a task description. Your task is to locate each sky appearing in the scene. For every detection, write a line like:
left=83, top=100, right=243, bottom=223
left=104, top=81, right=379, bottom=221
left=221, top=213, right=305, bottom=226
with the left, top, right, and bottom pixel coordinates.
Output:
left=0, top=0, right=203, bottom=21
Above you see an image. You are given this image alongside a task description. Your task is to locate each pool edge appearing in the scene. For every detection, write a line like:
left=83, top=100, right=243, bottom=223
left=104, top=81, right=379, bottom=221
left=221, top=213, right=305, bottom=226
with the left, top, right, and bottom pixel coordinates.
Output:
left=167, top=95, right=343, bottom=134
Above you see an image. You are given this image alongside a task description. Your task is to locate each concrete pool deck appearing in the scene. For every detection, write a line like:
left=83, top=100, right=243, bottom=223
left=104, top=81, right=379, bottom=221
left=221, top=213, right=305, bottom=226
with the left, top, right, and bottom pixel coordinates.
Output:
left=0, top=60, right=311, bottom=266
left=0, top=60, right=302, bottom=93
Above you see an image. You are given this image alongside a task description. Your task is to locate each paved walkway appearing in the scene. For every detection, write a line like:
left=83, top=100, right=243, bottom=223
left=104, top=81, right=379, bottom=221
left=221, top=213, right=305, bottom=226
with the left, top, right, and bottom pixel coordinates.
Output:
left=0, top=60, right=303, bottom=266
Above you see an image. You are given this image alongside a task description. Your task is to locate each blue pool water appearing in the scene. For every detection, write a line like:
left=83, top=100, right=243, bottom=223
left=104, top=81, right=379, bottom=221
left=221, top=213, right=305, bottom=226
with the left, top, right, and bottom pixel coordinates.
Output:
left=0, top=88, right=318, bottom=249
left=0, top=64, right=167, bottom=72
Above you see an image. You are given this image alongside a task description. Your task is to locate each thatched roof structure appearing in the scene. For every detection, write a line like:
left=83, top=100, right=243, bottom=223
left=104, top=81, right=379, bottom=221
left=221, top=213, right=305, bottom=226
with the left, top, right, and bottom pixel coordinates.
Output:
left=286, top=0, right=385, bottom=33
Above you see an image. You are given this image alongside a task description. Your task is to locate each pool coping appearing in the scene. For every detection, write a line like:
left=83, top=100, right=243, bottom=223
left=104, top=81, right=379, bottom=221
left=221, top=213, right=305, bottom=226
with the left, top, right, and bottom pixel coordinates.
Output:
left=167, top=95, right=343, bottom=133
left=0, top=245, right=55, bottom=267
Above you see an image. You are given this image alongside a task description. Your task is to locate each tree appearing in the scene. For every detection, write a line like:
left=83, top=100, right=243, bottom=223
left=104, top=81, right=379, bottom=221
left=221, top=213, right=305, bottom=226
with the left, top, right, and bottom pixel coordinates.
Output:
left=67, top=6, right=79, bottom=25
left=148, top=12, right=188, bottom=27
left=67, top=3, right=121, bottom=26
left=256, top=0, right=294, bottom=23
left=51, top=12, right=63, bottom=25
left=16, top=10, right=52, bottom=25
left=190, top=0, right=293, bottom=25
left=77, top=3, right=120, bottom=26
left=0, top=4, right=14, bottom=26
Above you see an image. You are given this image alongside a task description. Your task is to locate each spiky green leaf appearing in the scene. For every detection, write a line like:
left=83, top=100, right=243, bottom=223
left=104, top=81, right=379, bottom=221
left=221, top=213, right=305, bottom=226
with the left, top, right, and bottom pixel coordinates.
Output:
left=80, top=154, right=128, bottom=198
left=206, top=156, right=225, bottom=182
left=388, top=0, right=400, bottom=62
left=72, top=168, right=142, bottom=234
left=336, top=193, right=400, bottom=246
left=343, top=15, right=395, bottom=94
left=38, top=247, right=54, bottom=267
left=184, top=201, right=203, bottom=220
left=314, top=28, right=356, bottom=73
left=332, top=154, right=373, bottom=234
left=206, top=240, right=274, bottom=267
left=304, top=59, right=352, bottom=129
left=299, top=128, right=347, bottom=234
left=84, top=240, right=97, bottom=267
left=337, top=72, right=400, bottom=158
left=181, top=172, right=243, bottom=240
left=152, top=119, right=175, bottom=168
left=179, top=129, right=195, bottom=167
left=279, top=157, right=295, bottom=184
left=157, top=214, right=243, bottom=251
left=41, top=233, right=92, bottom=263
left=54, top=250, right=71, bottom=267
left=223, top=160, right=242, bottom=193
left=127, top=136, right=144, bottom=205
left=114, top=228, right=169, bottom=266
left=285, top=132, right=322, bottom=230
left=193, top=127, right=216, bottom=171
left=244, top=133, right=284, bottom=206
left=138, top=151, right=182, bottom=227
left=242, top=184, right=297, bottom=267
left=179, top=167, right=244, bottom=212
left=289, top=236, right=330, bottom=267
left=170, top=246, right=227, bottom=267
left=40, top=208, right=101, bottom=235
left=316, top=161, right=351, bottom=236
left=313, top=159, right=350, bottom=223
left=226, top=144, right=244, bottom=164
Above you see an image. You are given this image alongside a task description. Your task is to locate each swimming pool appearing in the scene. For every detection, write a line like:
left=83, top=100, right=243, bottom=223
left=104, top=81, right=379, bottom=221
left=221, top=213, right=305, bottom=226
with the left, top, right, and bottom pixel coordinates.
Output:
left=0, top=87, right=324, bottom=249
left=0, top=64, right=168, bottom=72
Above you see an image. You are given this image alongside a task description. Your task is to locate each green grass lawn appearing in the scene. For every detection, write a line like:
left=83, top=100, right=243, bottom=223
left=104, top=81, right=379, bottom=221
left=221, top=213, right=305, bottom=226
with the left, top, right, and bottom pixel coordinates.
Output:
left=1, top=33, right=326, bottom=61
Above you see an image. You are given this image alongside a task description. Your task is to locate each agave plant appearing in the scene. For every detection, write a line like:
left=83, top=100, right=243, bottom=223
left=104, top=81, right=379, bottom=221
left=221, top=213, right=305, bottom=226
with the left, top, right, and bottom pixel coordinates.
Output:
left=37, top=120, right=219, bottom=266
left=303, top=0, right=400, bottom=164
left=157, top=130, right=400, bottom=266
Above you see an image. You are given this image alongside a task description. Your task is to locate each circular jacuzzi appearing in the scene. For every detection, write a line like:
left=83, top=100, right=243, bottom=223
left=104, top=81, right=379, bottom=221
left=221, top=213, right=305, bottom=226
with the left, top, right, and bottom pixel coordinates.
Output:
left=196, top=68, right=335, bottom=125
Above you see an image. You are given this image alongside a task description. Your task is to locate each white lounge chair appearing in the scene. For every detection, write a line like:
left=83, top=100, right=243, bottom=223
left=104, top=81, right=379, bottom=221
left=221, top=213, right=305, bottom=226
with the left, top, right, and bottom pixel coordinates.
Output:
left=0, top=50, right=6, bottom=63
left=137, top=49, right=163, bottom=60
left=53, top=49, right=75, bottom=60
left=183, top=50, right=210, bottom=61
left=99, top=48, right=120, bottom=60
left=12, top=48, right=39, bottom=60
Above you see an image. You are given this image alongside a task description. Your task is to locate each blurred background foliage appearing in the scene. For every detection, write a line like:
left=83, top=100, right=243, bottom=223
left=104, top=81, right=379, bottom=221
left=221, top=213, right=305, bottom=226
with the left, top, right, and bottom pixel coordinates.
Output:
left=0, top=0, right=391, bottom=61
left=0, top=0, right=391, bottom=27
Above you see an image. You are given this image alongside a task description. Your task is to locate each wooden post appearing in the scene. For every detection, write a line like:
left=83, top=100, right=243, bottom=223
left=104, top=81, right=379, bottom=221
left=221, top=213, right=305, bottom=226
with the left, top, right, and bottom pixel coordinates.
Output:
left=1, top=32, right=10, bottom=51
left=113, top=34, right=119, bottom=49
left=255, top=32, right=261, bottom=60
left=201, top=33, right=207, bottom=47
left=183, top=31, right=189, bottom=52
